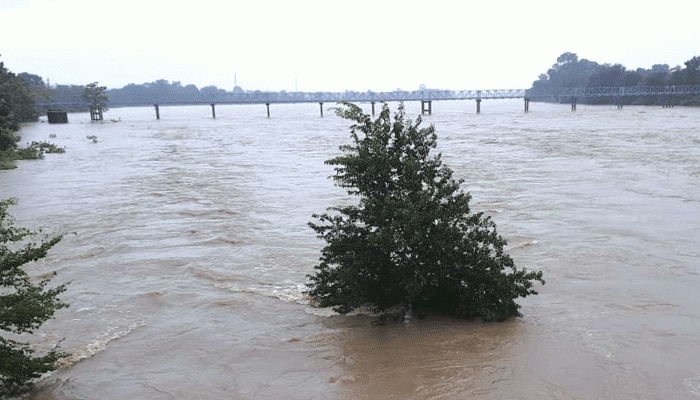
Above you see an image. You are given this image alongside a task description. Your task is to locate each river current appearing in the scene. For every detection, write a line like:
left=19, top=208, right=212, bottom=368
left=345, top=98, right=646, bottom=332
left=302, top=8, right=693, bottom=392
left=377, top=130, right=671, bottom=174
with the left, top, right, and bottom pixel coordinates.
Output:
left=3, top=100, right=700, bottom=399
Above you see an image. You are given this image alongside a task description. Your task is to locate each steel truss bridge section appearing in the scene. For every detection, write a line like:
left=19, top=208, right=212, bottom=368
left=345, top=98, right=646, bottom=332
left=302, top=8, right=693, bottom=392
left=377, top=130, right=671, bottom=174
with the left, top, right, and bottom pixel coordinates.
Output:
left=37, top=85, right=700, bottom=109
left=528, top=85, right=700, bottom=98
left=105, top=89, right=531, bottom=106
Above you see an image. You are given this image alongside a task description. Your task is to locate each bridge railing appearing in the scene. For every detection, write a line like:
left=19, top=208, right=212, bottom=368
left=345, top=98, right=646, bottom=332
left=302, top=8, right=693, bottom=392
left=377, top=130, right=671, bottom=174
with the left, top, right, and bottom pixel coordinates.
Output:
left=36, top=85, right=700, bottom=109
left=527, top=85, right=700, bottom=98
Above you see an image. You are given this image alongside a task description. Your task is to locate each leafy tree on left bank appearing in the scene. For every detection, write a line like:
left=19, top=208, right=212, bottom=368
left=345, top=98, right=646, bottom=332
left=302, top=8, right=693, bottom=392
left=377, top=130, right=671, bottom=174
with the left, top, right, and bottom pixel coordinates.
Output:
left=0, top=198, right=69, bottom=396
left=1, top=58, right=27, bottom=168
left=0, top=59, right=38, bottom=132
left=1, top=57, right=33, bottom=153
left=0, top=57, right=65, bottom=169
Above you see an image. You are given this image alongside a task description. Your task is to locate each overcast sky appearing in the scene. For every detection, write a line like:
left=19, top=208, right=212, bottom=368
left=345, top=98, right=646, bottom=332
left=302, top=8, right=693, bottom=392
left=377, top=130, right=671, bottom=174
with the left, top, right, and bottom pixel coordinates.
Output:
left=2, top=0, right=699, bottom=92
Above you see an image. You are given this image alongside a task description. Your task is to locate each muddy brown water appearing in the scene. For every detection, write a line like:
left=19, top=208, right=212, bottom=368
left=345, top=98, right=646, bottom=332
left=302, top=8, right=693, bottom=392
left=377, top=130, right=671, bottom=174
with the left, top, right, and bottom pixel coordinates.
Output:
left=3, top=101, right=699, bottom=399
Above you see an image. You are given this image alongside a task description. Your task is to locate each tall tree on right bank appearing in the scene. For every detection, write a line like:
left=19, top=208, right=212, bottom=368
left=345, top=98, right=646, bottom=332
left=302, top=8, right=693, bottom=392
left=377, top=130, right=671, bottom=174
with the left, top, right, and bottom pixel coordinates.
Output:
left=307, top=102, right=544, bottom=322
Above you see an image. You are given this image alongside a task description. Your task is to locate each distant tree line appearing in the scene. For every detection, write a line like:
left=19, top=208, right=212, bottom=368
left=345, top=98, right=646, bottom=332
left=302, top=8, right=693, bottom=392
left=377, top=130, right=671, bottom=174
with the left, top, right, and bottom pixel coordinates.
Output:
left=106, top=79, right=241, bottom=106
left=531, top=52, right=700, bottom=105
left=8, top=51, right=700, bottom=110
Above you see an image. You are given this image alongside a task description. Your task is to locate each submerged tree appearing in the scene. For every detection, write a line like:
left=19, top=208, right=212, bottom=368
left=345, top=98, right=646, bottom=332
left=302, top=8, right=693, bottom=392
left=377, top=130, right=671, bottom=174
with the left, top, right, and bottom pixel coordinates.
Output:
left=0, top=198, right=68, bottom=395
left=307, top=102, right=544, bottom=322
left=82, top=82, right=109, bottom=121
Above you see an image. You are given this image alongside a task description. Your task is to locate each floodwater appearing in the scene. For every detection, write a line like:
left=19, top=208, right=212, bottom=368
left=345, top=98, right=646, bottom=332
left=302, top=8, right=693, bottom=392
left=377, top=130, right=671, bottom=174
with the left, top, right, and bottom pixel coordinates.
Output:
left=3, top=100, right=700, bottom=399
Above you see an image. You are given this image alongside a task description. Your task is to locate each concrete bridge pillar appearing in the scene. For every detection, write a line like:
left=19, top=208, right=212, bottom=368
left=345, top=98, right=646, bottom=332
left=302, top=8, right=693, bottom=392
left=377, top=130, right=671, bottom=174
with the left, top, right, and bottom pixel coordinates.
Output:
left=618, top=88, right=626, bottom=109
left=421, top=100, right=432, bottom=115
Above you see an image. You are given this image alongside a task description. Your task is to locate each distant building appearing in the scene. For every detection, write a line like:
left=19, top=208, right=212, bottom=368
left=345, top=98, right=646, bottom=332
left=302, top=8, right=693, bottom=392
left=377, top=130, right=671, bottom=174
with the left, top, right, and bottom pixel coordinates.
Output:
left=47, top=110, right=68, bottom=124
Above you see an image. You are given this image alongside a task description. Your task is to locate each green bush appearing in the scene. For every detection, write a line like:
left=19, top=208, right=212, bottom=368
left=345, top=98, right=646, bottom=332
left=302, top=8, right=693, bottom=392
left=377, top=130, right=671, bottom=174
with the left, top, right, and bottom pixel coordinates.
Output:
left=0, top=142, right=65, bottom=170
left=0, top=151, right=16, bottom=170
left=307, top=102, right=544, bottom=322
left=0, top=198, right=68, bottom=395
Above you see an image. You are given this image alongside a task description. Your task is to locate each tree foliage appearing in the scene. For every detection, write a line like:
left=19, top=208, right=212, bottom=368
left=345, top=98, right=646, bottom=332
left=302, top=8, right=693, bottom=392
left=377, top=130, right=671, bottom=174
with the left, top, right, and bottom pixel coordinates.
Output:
left=307, top=102, right=544, bottom=322
left=82, top=82, right=109, bottom=112
left=104, top=79, right=252, bottom=106
left=0, top=198, right=68, bottom=395
left=531, top=52, right=700, bottom=105
left=1, top=57, right=37, bottom=168
left=0, top=57, right=36, bottom=153
left=0, top=58, right=66, bottom=170
left=0, top=60, right=37, bottom=130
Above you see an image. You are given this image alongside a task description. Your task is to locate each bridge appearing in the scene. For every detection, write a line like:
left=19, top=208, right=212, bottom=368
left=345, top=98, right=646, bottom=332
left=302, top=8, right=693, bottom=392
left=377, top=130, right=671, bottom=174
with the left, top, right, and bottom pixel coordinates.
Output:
left=232, top=85, right=700, bottom=114
left=245, top=85, right=700, bottom=102
left=38, top=84, right=700, bottom=119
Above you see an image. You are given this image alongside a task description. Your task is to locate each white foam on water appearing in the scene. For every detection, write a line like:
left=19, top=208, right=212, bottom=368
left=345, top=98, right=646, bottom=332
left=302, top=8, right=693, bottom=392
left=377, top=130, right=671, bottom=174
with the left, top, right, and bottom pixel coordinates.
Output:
left=685, top=376, right=700, bottom=397
left=213, top=280, right=310, bottom=305
left=505, top=240, right=538, bottom=250
left=303, top=306, right=339, bottom=318
left=58, top=318, right=147, bottom=368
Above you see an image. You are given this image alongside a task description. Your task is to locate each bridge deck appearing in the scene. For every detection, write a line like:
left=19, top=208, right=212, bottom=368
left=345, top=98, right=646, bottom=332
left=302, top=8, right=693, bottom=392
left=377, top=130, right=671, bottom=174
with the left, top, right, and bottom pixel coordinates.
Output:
left=38, top=85, right=700, bottom=108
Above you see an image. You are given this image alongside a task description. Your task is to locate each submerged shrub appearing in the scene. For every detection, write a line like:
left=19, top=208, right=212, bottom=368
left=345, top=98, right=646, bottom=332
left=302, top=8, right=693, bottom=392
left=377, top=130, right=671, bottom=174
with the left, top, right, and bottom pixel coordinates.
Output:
left=0, top=141, right=65, bottom=170
left=307, top=102, right=544, bottom=322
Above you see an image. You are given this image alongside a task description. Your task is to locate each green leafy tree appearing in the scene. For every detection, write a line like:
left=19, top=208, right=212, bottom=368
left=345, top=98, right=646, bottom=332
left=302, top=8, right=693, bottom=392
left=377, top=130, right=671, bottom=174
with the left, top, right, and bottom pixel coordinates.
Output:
left=0, top=61, right=37, bottom=129
left=17, top=73, right=52, bottom=107
left=0, top=198, right=68, bottom=395
left=682, top=56, right=700, bottom=86
left=0, top=58, right=67, bottom=169
left=0, top=117, right=19, bottom=155
left=82, top=82, right=109, bottom=116
left=1, top=58, right=29, bottom=168
left=307, top=102, right=544, bottom=322
left=0, top=58, right=29, bottom=152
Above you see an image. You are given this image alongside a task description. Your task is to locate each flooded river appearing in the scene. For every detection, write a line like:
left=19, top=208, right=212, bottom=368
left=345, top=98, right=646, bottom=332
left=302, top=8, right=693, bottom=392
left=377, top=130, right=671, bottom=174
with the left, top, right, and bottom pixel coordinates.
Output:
left=3, top=100, right=700, bottom=399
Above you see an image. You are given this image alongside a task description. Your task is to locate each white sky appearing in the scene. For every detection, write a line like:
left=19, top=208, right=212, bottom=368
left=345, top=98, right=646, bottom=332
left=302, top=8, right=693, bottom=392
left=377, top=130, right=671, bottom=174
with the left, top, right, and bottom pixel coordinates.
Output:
left=2, top=0, right=699, bottom=92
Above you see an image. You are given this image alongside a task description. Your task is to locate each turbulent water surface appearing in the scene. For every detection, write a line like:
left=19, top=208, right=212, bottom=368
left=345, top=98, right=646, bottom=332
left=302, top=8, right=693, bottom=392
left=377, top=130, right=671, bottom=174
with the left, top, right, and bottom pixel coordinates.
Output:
left=3, top=100, right=700, bottom=399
